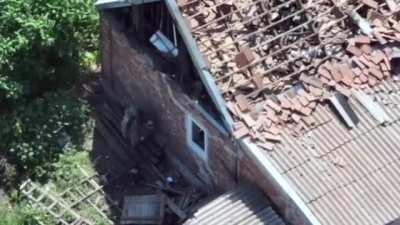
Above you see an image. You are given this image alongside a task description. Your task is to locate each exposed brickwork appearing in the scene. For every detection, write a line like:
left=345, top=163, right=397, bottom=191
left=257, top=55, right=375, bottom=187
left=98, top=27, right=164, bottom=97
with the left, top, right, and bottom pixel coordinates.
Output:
left=100, top=11, right=312, bottom=225
left=100, top=13, right=237, bottom=192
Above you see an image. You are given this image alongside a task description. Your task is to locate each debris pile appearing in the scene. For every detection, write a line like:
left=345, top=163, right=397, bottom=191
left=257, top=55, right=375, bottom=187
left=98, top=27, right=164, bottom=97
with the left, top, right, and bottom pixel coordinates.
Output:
left=92, top=89, right=205, bottom=225
left=178, top=0, right=400, bottom=150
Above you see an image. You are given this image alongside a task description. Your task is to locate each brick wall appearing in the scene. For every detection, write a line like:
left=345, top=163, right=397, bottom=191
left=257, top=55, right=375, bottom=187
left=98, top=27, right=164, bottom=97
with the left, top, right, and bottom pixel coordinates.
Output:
left=100, top=12, right=237, bottom=192
left=100, top=11, right=315, bottom=225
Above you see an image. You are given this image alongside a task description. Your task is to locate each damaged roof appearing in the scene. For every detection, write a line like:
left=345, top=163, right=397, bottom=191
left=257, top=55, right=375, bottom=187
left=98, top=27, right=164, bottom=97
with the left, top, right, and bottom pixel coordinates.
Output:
left=266, top=79, right=400, bottom=225
left=176, top=0, right=400, bottom=225
left=177, top=0, right=400, bottom=144
left=96, top=0, right=400, bottom=224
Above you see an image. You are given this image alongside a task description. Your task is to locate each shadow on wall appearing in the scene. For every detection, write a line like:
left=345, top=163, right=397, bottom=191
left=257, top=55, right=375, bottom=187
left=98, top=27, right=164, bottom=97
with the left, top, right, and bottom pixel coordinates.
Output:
left=87, top=86, right=209, bottom=225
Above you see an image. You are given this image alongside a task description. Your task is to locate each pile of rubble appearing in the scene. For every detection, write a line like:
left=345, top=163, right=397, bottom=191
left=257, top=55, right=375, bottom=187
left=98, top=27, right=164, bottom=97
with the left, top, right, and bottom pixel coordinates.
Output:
left=233, top=4, right=400, bottom=150
left=90, top=85, right=206, bottom=225
left=179, top=0, right=400, bottom=151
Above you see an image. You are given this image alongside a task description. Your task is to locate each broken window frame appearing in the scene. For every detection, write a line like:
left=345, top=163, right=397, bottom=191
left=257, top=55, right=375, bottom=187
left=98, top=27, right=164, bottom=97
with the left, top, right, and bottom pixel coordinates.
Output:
left=186, top=115, right=208, bottom=160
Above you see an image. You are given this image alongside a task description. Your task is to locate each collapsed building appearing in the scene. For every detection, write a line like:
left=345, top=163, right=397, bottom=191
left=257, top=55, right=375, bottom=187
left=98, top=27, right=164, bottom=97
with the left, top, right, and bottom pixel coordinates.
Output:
left=94, top=0, right=400, bottom=224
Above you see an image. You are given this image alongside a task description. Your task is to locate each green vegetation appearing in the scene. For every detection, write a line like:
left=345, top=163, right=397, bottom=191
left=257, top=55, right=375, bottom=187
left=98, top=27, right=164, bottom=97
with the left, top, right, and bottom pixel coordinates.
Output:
left=0, top=0, right=98, bottom=177
left=50, top=151, right=111, bottom=225
left=0, top=0, right=101, bottom=224
left=0, top=152, right=107, bottom=225
left=0, top=0, right=98, bottom=102
left=51, top=151, right=95, bottom=190
left=0, top=202, right=54, bottom=225
left=0, top=91, right=93, bottom=178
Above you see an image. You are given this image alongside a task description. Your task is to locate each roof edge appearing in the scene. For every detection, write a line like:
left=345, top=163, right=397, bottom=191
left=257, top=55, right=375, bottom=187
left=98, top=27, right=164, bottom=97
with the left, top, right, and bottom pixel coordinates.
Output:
left=240, top=139, right=322, bottom=225
left=164, top=0, right=234, bottom=133
left=95, top=0, right=160, bottom=10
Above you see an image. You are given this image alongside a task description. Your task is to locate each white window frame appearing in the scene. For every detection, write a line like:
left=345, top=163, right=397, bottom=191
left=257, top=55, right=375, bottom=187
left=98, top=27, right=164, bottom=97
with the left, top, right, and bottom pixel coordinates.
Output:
left=186, top=115, right=208, bottom=161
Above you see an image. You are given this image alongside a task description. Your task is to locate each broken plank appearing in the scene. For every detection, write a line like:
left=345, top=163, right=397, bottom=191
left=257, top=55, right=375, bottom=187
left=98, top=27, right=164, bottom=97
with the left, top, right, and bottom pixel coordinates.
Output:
left=166, top=197, right=187, bottom=220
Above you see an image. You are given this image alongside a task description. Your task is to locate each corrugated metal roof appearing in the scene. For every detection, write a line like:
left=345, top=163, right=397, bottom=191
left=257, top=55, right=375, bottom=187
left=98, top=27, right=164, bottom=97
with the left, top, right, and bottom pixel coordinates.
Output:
left=184, top=185, right=286, bottom=225
left=265, top=79, right=400, bottom=225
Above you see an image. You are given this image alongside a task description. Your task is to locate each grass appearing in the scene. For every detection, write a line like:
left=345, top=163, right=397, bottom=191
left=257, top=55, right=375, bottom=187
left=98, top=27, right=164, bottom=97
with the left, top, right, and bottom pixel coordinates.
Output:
left=0, top=149, right=111, bottom=225
left=0, top=202, right=46, bottom=225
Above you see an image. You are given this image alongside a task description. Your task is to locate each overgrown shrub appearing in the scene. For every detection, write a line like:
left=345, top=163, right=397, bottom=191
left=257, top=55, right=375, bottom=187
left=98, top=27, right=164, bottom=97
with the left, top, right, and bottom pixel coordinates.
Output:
left=51, top=151, right=95, bottom=191
left=0, top=201, right=55, bottom=225
left=0, top=91, right=93, bottom=178
left=0, top=0, right=99, bottom=102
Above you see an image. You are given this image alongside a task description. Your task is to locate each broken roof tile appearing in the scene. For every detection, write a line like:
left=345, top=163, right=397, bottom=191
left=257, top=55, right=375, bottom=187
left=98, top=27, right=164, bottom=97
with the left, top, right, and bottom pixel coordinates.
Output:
left=338, top=64, right=354, bottom=87
left=383, top=54, right=392, bottom=70
left=265, top=99, right=282, bottom=113
left=326, top=64, right=343, bottom=82
left=235, top=47, right=255, bottom=68
left=386, top=0, right=398, bottom=11
left=359, top=55, right=377, bottom=68
left=242, top=113, right=257, bottom=127
left=299, top=74, right=324, bottom=88
left=373, top=30, right=388, bottom=45
left=292, top=113, right=301, bottom=123
left=393, top=22, right=400, bottom=32
left=308, top=101, right=317, bottom=110
left=346, top=45, right=363, bottom=56
left=300, top=107, right=313, bottom=116
left=267, top=126, right=281, bottom=136
left=360, top=44, right=372, bottom=54
left=291, top=98, right=303, bottom=113
left=257, top=142, right=275, bottom=151
left=354, top=77, right=363, bottom=85
left=380, top=62, right=389, bottom=72
left=236, top=94, right=251, bottom=112
left=281, top=110, right=291, bottom=122
left=305, top=93, right=318, bottom=102
left=368, top=76, right=378, bottom=86
left=263, top=132, right=282, bottom=142
left=298, top=96, right=310, bottom=106
left=353, top=35, right=371, bottom=44
left=362, top=0, right=379, bottom=9
left=267, top=110, right=279, bottom=123
left=335, top=84, right=352, bottom=97
left=263, top=118, right=273, bottom=129
left=371, top=50, right=386, bottom=64
left=369, top=67, right=384, bottom=80
left=352, top=57, right=366, bottom=69
left=353, top=67, right=362, bottom=76
left=280, top=98, right=292, bottom=109
left=302, top=116, right=316, bottom=127
left=233, top=126, right=249, bottom=139
left=309, top=86, right=324, bottom=97
left=252, top=73, right=264, bottom=90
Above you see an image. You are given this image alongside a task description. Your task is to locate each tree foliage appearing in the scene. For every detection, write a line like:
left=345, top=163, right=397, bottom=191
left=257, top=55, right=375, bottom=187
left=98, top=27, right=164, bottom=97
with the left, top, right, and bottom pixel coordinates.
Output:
left=0, top=0, right=98, bottom=102
left=0, top=91, right=93, bottom=177
left=0, top=201, right=54, bottom=225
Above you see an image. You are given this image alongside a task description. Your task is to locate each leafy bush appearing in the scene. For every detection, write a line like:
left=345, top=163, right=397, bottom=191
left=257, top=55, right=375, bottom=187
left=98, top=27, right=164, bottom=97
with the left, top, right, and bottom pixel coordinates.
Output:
left=0, top=91, right=93, bottom=178
left=0, top=0, right=99, bottom=102
left=51, top=150, right=95, bottom=191
left=0, top=201, right=54, bottom=225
